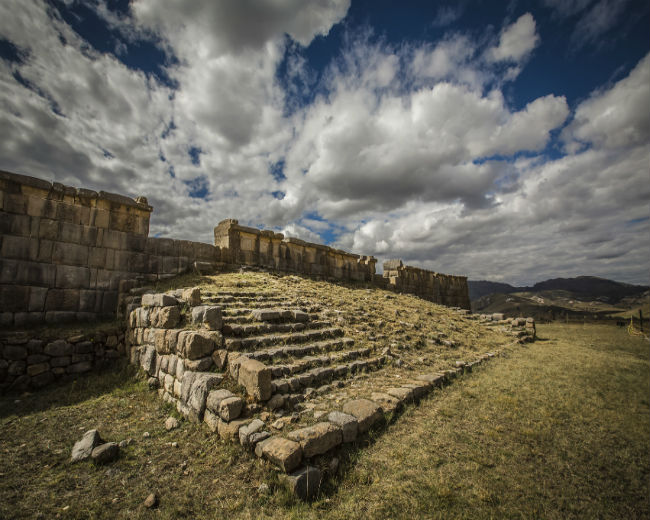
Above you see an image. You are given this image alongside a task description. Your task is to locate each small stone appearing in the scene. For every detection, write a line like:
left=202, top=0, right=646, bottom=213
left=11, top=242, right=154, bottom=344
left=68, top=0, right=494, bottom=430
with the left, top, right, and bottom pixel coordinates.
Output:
left=142, top=431, right=151, bottom=438
left=91, top=442, right=119, bottom=465
left=71, top=429, right=102, bottom=462
left=267, top=394, right=285, bottom=411
left=239, top=419, right=265, bottom=447
left=271, top=419, right=285, bottom=430
left=144, top=493, right=158, bottom=508
left=258, top=483, right=270, bottom=495
left=165, top=417, right=180, bottom=431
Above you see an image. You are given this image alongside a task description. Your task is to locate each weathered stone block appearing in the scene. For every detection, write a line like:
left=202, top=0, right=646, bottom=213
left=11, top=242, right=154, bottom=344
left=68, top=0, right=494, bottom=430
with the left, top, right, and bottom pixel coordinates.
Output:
left=281, top=466, right=321, bottom=500
left=184, top=356, right=213, bottom=371
left=342, top=399, right=384, bottom=433
left=181, top=287, right=201, bottom=306
left=259, top=436, right=303, bottom=473
left=50, top=356, right=71, bottom=368
left=287, top=422, right=342, bottom=458
left=4, top=345, right=27, bottom=360
left=28, top=286, right=48, bottom=311
left=219, top=396, right=243, bottom=422
left=185, top=372, right=223, bottom=422
left=152, top=306, right=180, bottom=328
left=237, top=358, right=272, bottom=401
left=55, top=265, right=90, bottom=289
left=45, top=289, right=79, bottom=312
left=141, top=293, right=178, bottom=307
left=251, top=309, right=280, bottom=321
left=191, top=305, right=222, bottom=330
left=204, top=409, right=220, bottom=432
left=327, top=411, right=358, bottom=443
left=88, top=247, right=107, bottom=268
left=1, top=235, right=38, bottom=260
left=52, top=241, right=88, bottom=266
left=179, top=331, right=215, bottom=360
left=206, top=388, right=235, bottom=413
left=211, top=349, right=228, bottom=370
left=27, top=362, right=49, bottom=376
left=67, top=361, right=92, bottom=373
left=239, top=418, right=264, bottom=446
left=217, top=418, right=251, bottom=441
left=44, top=340, right=72, bottom=357
left=140, top=345, right=157, bottom=376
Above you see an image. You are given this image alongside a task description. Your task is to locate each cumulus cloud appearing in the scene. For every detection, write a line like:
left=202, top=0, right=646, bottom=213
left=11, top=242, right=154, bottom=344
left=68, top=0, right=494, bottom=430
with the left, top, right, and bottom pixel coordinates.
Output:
left=563, top=53, right=650, bottom=150
left=0, top=1, right=647, bottom=286
left=487, top=13, right=540, bottom=63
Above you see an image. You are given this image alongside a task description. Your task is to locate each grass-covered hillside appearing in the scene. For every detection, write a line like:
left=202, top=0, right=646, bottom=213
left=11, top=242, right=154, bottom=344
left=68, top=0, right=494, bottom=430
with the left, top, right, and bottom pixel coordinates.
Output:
left=0, top=271, right=648, bottom=519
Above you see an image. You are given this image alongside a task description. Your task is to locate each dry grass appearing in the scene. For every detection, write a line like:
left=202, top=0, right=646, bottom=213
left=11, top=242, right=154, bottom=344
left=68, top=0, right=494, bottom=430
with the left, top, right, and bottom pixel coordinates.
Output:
left=1, top=271, right=648, bottom=519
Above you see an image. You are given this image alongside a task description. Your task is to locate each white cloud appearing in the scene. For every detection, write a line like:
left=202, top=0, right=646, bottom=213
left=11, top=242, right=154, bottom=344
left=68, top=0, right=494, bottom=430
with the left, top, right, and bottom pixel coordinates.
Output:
left=0, top=1, right=647, bottom=286
left=563, top=53, right=650, bottom=150
left=488, top=13, right=540, bottom=63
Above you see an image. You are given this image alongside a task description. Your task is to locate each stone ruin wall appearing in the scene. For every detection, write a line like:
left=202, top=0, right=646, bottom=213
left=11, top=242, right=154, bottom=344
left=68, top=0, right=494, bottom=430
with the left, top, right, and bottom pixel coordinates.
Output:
left=213, top=218, right=377, bottom=282
left=382, top=259, right=471, bottom=309
left=1, top=169, right=470, bottom=391
left=0, top=169, right=222, bottom=328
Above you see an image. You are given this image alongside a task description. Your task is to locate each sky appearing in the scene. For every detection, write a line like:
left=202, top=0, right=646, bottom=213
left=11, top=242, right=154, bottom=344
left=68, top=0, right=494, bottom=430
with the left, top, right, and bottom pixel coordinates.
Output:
left=0, top=0, right=648, bottom=286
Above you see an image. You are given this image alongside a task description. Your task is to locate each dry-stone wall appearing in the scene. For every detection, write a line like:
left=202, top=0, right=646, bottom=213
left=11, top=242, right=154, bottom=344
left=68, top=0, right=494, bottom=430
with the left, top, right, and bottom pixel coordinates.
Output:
left=0, top=327, right=125, bottom=391
left=1, top=169, right=470, bottom=326
left=382, top=259, right=470, bottom=309
left=214, top=219, right=377, bottom=281
left=124, top=285, right=531, bottom=499
left=0, top=170, right=222, bottom=326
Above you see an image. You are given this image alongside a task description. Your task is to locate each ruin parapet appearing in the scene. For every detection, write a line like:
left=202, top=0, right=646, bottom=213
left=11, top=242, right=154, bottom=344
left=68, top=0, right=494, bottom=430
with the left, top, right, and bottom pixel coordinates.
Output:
left=382, top=259, right=470, bottom=309
left=213, top=219, right=376, bottom=281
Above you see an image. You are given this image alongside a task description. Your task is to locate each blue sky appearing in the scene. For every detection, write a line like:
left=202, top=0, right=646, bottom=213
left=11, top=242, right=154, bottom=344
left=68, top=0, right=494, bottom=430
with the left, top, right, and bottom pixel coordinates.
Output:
left=1, top=0, right=648, bottom=285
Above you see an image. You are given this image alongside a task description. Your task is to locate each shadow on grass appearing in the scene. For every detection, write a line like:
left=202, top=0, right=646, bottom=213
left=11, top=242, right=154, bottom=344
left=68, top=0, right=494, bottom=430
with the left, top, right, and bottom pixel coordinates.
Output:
left=0, top=359, right=139, bottom=420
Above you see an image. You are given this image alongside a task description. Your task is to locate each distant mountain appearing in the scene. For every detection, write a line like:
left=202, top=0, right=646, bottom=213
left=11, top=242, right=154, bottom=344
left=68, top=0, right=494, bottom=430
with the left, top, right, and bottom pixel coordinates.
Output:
left=468, top=275, right=649, bottom=321
left=468, top=281, right=521, bottom=301
left=529, top=276, right=648, bottom=304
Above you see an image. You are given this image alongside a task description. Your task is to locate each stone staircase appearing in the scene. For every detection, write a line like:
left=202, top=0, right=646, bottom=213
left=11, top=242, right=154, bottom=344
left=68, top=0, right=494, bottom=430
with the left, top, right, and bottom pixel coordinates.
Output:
left=126, top=283, right=534, bottom=499
left=203, top=290, right=387, bottom=406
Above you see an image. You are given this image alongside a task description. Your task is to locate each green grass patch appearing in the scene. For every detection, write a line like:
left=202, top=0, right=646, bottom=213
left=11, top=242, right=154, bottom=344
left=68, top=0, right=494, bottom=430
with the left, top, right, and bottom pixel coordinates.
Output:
left=1, top=321, right=647, bottom=518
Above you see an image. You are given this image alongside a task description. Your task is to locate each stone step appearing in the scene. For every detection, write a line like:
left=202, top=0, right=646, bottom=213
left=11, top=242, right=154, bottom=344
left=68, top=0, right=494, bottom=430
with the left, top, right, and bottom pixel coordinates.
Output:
left=243, top=337, right=355, bottom=363
left=266, top=347, right=373, bottom=379
left=207, top=294, right=289, bottom=303
left=206, top=291, right=281, bottom=298
left=224, top=327, right=345, bottom=351
left=223, top=320, right=334, bottom=337
left=271, top=355, right=387, bottom=395
left=223, top=311, right=321, bottom=322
